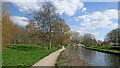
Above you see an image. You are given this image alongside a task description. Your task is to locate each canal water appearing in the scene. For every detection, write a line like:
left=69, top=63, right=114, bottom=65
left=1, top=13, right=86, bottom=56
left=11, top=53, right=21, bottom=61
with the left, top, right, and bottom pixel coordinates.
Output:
left=71, top=47, right=120, bottom=67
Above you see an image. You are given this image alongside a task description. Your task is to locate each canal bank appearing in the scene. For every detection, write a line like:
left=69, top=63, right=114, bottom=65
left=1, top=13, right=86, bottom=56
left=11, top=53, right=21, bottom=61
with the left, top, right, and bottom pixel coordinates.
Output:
left=55, top=46, right=91, bottom=66
left=84, top=46, right=120, bottom=55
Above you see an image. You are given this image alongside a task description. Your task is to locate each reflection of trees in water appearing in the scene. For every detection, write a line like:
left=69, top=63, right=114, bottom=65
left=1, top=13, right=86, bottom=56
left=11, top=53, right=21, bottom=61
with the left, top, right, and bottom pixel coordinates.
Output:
left=104, top=54, right=120, bottom=67
left=77, top=47, right=96, bottom=63
left=71, top=46, right=81, bottom=54
left=72, top=47, right=120, bottom=66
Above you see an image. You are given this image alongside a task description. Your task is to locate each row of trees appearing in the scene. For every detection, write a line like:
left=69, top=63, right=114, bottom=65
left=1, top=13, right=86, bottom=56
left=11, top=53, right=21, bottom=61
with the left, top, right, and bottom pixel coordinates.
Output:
left=71, top=31, right=98, bottom=46
left=71, top=27, right=120, bottom=46
left=2, top=3, right=71, bottom=50
left=2, top=3, right=30, bottom=46
left=4, top=2, right=118, bottom=48
left=2, top=3, right=14, bottom=46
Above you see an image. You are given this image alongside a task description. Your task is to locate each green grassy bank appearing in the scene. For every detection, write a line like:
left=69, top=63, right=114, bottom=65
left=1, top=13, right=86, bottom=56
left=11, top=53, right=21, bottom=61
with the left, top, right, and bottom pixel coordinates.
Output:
left=55, top=50, right=65, bottom=66
left=2, top=44, right=61, bottom=67
left=85, top=46, right=120, bottom=54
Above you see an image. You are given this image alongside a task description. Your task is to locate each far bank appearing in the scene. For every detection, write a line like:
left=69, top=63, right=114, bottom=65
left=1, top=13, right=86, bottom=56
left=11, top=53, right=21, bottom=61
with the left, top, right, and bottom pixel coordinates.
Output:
left=84, top=46, right=120, bottom=55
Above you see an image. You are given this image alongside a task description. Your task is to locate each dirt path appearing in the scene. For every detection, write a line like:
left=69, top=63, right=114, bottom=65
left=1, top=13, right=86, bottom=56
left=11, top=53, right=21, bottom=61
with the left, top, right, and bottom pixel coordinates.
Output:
left=30, top=46, right=65, bottom=67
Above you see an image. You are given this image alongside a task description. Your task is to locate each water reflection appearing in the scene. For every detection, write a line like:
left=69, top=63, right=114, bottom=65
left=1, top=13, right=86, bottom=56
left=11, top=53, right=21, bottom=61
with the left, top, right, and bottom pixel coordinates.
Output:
left=104, top=53, right=120, bottom=66
left=71, top=47, right=120, bottom=67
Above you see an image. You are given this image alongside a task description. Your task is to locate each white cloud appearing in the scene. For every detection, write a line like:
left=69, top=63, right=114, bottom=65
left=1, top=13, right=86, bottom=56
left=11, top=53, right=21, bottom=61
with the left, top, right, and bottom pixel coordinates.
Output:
left=75, top=17, right=79, bottom=21
left=11, top=0, right=85, bottom=16
left=12, top=2, right=41, bottom=12
left=19, top=9, right=24, bottom=12
left=82, top=7, right=86, bottom=12
left=10, top=16, right=29, bottom=26
left=53, top=0, right=84, bottom=16
left=75, top=9, right=118, bottom=30
left=104, top=9, right=118, bottom=19
left=72, top=9, right=118, bottom=41
left=91, top=32, right=99, bottom=36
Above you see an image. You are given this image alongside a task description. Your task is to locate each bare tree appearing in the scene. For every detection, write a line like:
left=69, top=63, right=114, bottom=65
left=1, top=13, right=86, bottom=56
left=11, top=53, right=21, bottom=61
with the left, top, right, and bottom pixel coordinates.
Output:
left=70, top=31, right=82, bottom=44
left=81, top=33, right=96, bottom=46
left=27, top=3, right=71, bottom=50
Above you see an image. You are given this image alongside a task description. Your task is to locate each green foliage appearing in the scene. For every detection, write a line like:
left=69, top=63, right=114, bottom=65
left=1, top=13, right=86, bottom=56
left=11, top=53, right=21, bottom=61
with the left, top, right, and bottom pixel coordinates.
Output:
left=55, top=51, right=65, bottom=66
left=2, top=44, right=61, bottom=67
left=85, top=46, right=120, bottom=53
left=105, top=28, right=120, bottom=44
left=63, top=44, right=67, bottom=48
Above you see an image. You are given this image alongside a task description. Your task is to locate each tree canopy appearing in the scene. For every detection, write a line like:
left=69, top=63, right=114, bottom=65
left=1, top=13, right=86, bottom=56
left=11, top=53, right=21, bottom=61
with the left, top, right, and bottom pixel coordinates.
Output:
left=104, top=28, right=120, bottom=45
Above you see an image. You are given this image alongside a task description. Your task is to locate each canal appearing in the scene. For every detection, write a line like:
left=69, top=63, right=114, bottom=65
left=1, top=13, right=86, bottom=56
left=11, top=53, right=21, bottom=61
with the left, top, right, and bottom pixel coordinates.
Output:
left=71, top=47, right=120, bottom=67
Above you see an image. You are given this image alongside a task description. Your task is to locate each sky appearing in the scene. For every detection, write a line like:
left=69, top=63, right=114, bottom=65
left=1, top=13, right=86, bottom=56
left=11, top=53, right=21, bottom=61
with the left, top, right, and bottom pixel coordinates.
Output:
left=7, top=0, right=118, bottom=41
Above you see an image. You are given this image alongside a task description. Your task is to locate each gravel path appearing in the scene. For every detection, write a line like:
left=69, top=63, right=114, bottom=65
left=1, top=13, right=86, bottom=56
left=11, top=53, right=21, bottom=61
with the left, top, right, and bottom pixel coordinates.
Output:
left=30, top=46, right=65, bottom=67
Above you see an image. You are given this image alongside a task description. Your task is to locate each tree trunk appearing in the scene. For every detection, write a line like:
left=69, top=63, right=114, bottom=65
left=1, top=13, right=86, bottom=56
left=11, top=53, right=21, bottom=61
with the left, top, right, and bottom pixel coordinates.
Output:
left=43, top=42, right=46, bottom=50
left=49, top=42, right=52, bottom=50
left=49, top=26, right=52, bottom=50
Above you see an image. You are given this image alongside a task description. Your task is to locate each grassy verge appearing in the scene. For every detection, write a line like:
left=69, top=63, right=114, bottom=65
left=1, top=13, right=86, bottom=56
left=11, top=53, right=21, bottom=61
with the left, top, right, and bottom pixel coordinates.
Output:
left=2, top=44, right=61, bottom=67
left=55, top=45, right=68, bottom=66
left=85, top=46, right=120, bottom=54
left=55, top=50, right=65, bottom=66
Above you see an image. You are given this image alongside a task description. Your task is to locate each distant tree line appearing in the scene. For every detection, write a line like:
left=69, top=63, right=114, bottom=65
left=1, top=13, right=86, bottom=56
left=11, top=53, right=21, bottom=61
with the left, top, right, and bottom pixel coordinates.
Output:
left=70, top=31, right=98, bottom=46
left=71, top=27, right=120, bottom=46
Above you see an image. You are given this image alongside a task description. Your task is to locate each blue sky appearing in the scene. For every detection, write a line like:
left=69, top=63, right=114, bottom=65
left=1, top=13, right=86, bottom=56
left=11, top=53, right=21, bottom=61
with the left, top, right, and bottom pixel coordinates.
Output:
left=8, top=1, right=118, bottom=41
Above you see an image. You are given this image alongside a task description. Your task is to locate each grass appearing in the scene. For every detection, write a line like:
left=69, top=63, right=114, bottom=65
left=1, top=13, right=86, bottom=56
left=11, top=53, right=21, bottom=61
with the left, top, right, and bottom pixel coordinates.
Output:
left=2, top=44, right=61, bottom=67
left=55, top=45, right=68, bottom=66
left=55, top=50, right=65, bottom=66
left=85, top=46, right=120, bottom=53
